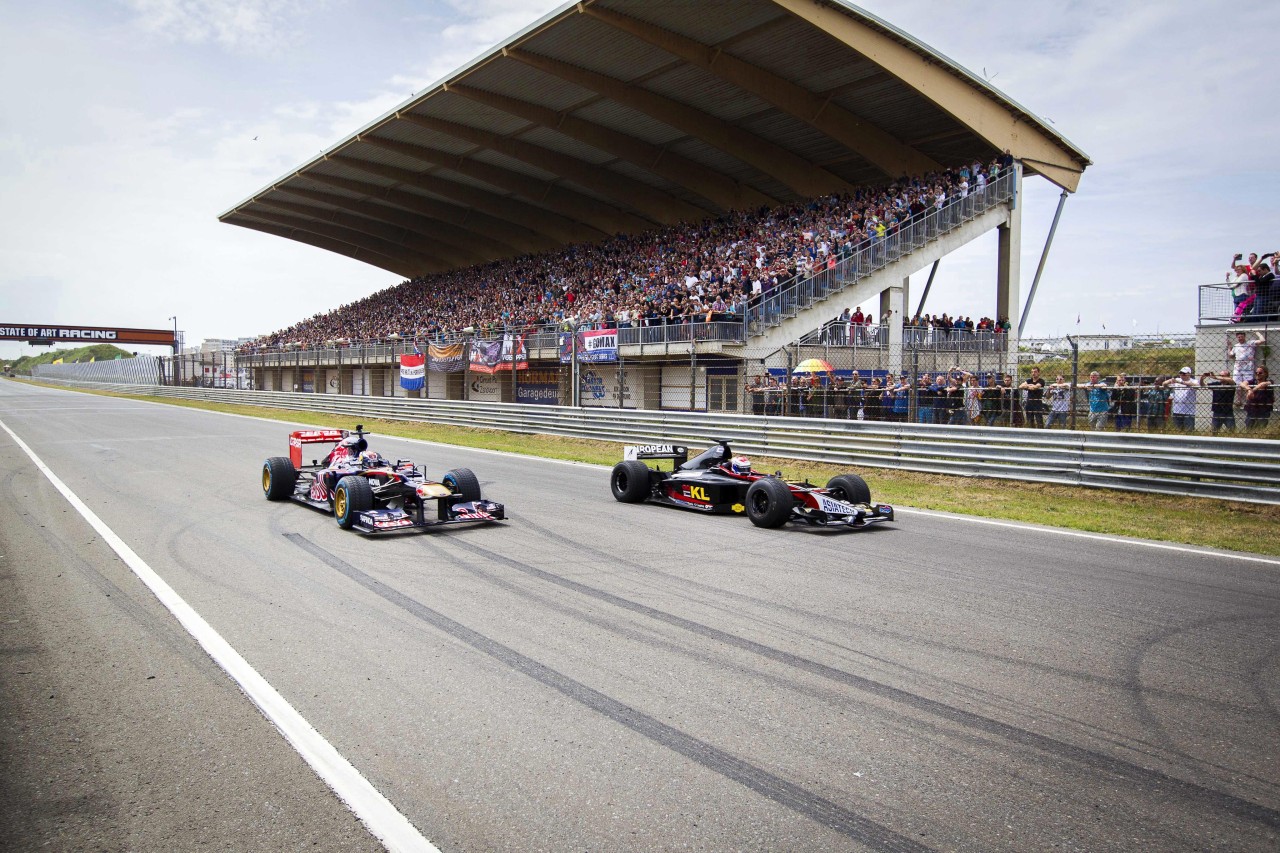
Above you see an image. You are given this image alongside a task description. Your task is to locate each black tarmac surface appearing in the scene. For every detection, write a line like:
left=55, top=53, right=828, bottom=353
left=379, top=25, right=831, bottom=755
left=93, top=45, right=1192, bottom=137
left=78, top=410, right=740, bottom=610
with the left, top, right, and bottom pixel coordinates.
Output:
left=1, top=380, right=1277, bottom=852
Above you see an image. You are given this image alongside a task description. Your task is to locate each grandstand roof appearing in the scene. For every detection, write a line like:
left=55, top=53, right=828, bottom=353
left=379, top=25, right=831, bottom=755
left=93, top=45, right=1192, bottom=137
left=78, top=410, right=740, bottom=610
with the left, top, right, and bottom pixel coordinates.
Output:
left=219, top=0, right=1091, bottom=279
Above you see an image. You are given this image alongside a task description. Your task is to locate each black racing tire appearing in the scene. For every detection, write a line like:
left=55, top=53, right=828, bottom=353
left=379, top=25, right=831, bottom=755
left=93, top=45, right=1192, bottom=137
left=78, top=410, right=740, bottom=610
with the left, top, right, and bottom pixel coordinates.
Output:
left=262, top=457, right=297, bottom=501
left=826, top=474, right=871, bottom=506
left=333, top=475, right=374, bottom=529
left=610, top=460, right=652, bottom=503
left=745, top=477, right=795, bottom=528
left=442, top=468, right=481, bottom=501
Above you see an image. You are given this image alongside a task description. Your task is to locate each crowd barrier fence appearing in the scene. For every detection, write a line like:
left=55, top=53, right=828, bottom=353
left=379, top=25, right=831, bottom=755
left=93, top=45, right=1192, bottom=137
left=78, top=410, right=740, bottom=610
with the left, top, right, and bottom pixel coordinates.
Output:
left=20, top=378, right=1280, bottom=505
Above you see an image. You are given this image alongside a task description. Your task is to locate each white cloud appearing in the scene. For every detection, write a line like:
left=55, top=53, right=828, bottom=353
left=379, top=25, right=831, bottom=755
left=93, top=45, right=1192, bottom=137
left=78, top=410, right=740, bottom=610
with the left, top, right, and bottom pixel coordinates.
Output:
left=122, top=0, right=318, bottom=52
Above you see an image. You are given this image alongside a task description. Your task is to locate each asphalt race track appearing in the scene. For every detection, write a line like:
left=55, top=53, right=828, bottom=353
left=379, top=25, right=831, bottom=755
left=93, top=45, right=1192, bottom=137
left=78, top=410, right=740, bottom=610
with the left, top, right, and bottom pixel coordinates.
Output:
left=2, top=380, right=1278, bottom=852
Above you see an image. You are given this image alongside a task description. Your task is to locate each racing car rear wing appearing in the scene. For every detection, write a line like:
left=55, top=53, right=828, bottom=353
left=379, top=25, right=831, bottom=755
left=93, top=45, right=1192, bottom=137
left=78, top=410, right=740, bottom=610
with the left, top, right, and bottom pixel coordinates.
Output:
left=289, top=428, right=350, bottom=468
left=623, top=444, right=689, bottom=466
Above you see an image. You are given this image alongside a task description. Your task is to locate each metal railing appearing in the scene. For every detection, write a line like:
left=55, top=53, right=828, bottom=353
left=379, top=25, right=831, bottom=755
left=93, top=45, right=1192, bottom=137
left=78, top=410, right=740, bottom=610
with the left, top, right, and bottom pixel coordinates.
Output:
left=1200, top=281, right=1280, bottom=324
left=24, top=378, right=1280, bottom=505
left=799, top=324, right=1010, bottom=352
left=749, top=170, right=1016, bottom=331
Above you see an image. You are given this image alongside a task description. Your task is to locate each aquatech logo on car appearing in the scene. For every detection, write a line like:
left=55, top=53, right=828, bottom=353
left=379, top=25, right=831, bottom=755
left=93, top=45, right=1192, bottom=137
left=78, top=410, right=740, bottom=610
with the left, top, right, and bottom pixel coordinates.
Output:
left=815, top=494, right=858, bottom=516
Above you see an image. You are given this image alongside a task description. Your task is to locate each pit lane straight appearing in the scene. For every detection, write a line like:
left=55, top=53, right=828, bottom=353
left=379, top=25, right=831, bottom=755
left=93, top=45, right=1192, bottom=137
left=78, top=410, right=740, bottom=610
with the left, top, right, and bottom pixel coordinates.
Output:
left=2, top=380, right=1278, bottom=852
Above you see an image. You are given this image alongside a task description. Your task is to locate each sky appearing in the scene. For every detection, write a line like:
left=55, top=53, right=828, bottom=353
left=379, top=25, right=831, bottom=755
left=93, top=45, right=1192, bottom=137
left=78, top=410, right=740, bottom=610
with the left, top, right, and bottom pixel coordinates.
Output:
left=2, top=0, right=1277, bottom=360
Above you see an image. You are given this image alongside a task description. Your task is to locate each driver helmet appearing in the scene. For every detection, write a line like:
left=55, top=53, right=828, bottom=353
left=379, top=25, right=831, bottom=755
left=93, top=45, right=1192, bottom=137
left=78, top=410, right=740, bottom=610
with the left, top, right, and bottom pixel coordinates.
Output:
left=729, top=455, right=752, bottom=475
left=358, top=450, right=384, bottom=468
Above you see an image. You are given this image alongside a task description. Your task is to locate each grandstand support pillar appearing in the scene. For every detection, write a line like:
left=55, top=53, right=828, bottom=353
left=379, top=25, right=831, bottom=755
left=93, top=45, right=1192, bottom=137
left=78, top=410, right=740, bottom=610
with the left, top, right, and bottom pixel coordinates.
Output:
left=996, top=162, right=1024, bottom=357
left=883, top=283, right=905, bottom=376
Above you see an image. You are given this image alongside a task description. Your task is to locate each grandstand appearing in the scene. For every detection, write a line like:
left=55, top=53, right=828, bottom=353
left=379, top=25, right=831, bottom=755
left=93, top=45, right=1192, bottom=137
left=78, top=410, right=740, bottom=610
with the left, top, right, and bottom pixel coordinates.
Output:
left=220, top=0, right=1090, bottom=408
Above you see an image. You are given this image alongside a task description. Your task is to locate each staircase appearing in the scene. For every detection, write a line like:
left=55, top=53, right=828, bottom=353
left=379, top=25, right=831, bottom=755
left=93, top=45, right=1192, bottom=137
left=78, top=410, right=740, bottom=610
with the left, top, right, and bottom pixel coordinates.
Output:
left=739, top=170, right=1017, bottom=353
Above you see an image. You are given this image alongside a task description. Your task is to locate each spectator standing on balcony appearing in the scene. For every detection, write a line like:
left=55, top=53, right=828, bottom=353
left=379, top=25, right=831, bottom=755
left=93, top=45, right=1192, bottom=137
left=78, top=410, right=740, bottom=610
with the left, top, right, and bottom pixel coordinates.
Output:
left=1228, top=259, right=1255, bottom=319
left=1164, top=368, right=1198, bottom=431
left=1020, top=367, right=1046, bottom=428
left=1081, top=371, right=1111, bottom=430
left=1202, top=371, right=1238, bottom=432
left=1251, top=262, right=1277, bottom=320
left=1243, top=366, right=1273, bottom=428
left=1044, top=374, right=1072, bottom=428
left=1111, top=375, right=1138, bottom=430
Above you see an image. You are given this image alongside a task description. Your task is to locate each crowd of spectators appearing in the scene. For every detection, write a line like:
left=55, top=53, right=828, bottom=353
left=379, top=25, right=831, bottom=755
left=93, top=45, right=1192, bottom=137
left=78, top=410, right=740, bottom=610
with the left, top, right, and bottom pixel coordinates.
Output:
left=816, top=309, right=1010, bottom=347
left=744, top=333, right=1275, bottom=431
left=1227, top=251, right=1279, bottom=321
left=241, top=154, right=1016, bottom=352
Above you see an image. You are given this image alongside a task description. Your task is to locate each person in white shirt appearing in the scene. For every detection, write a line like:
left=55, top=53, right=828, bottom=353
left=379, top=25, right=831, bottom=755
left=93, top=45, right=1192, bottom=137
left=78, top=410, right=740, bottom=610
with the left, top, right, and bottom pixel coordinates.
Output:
left=1162, top=368, right=1199, bottom=431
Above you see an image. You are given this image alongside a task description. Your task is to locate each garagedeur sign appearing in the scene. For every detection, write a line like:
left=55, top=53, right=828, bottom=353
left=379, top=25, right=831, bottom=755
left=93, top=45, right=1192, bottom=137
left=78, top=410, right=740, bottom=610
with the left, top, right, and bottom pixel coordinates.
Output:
left=0, top=324, right=177, bottom=347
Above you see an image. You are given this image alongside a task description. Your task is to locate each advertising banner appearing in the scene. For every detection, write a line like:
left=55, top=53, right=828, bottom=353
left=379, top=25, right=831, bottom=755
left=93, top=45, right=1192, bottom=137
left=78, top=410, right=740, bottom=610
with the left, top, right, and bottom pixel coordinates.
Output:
left=0, top=323, right=176, bottom=347
left=516, top=370, right=560, bottom=405
left=399, top=352, right=425, bottom=390
left=468, top=333, right=528, bottom=374
left=428, top=342, right=466, bottom=373
left=559, top=329, right=618, bottom=363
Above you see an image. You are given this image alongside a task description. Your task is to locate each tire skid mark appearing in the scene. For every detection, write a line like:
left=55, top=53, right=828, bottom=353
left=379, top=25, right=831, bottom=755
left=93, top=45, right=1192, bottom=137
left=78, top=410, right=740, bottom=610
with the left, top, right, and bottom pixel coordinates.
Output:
left=517, top=517, right=1259, bottom=713
left=436, top=535, right=1280, bottom=830
left=420, top=529, right=1278, bottom=813
left=284, top=532, right=934, bottom=853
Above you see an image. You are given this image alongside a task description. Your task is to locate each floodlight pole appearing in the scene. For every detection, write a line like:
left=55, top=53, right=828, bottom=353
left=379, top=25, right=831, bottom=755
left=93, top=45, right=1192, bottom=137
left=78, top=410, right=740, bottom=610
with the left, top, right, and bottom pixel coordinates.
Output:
left=1017, top=190, right=1069, bottom=338
left=168, top=316, right=180, bottom=386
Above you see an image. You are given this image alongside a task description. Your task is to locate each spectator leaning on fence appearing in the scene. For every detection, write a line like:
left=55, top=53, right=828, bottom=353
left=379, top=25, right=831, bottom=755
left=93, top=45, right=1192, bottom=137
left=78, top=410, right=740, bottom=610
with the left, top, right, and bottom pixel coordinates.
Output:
left=1202, top=371, right=1238, bottom=433
left=1141, top=378, right=1169, bottom=431
left=1243, top=365, right=1273, bottom=429
left=1019, top=367, right=1046, bottom=428
left=1081, top=371, right=1111, bottom=430
left=1111, top=374, right=1138, bottom=431
left=1044, top=374, right=1072, bottom=428
left=1164, top=368, right=1198, bottom=431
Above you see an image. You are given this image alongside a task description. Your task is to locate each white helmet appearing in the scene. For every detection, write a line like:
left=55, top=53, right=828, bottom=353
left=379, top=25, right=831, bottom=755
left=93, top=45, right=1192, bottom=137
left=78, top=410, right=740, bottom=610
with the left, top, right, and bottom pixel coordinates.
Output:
left=729, top=455, right=752, bottom=475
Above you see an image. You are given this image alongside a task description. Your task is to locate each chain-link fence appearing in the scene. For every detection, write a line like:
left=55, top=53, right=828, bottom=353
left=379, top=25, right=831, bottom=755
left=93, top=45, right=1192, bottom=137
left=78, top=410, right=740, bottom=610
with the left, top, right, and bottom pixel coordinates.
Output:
left=40, top=325, right=1270, bottom=438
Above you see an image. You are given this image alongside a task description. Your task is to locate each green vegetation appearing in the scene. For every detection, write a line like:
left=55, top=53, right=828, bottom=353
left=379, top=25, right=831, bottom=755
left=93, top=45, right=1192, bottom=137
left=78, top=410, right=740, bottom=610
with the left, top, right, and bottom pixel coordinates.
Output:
left=17, top=380, right=1279, bottom=558
left=4, top=345, right=135, bottom=375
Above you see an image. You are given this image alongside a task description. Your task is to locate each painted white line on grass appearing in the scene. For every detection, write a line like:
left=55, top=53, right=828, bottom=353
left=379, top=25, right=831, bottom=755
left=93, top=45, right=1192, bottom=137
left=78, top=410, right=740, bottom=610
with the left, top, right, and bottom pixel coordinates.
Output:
left=0, top=416, right=438, bottom=853
left=31, top=385, right=1280, bottom=566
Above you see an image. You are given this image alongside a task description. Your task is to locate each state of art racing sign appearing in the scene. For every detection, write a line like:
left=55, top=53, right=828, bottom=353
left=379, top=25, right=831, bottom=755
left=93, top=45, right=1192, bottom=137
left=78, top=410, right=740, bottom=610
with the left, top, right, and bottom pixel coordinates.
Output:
left=0, top=324, right=177, bottom=347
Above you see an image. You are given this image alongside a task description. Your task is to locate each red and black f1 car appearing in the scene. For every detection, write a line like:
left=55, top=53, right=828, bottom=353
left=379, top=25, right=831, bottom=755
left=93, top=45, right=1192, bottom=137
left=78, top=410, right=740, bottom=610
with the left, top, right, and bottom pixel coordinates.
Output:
left=261, top=425, right=504, bottom=534
left=610, top=441, right=893, bottom=530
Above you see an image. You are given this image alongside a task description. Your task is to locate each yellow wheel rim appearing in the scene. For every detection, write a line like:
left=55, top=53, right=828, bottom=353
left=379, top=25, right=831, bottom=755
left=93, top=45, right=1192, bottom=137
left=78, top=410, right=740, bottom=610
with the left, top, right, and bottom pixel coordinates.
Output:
left=335, top=488, right=347, bottom=517
left=262, top=467, right=271, bottom=492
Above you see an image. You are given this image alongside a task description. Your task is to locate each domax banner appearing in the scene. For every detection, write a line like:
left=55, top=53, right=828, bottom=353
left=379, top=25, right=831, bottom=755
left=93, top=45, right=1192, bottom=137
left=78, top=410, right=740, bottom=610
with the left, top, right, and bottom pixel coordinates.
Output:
left=399, top=351, right=425, bottom=390
left=558, top=329, right=618, bottom=363
left=468, top=333, right=528, bottom=374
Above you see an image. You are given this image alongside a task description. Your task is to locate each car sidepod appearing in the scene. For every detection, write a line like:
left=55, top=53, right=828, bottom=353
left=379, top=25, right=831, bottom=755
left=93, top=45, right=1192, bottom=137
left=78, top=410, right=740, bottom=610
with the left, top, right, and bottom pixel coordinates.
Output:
left=658, top=471, right=749, bottom=514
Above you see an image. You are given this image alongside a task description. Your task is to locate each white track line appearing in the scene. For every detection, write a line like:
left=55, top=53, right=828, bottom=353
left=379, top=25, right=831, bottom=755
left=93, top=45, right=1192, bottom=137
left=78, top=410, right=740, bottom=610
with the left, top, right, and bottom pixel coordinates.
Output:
left=893, top=507, right=1280, bottom=567
left=20, top=385, right=1280, bottom=567
left=0, top=417, right=438, bottom=853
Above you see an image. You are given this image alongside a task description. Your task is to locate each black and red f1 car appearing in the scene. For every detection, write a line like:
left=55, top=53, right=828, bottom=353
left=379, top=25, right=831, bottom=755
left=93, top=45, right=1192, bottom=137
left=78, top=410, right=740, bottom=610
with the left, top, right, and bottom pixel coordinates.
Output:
left=261, top=425, right=504, bottom=534
left=609, top=441, right=893, bottom=530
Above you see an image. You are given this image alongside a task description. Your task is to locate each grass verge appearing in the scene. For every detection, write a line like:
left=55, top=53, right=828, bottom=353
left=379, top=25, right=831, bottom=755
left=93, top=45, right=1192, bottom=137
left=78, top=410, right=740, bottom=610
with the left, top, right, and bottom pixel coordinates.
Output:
left=16, top=381, right=1280, bottom=558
